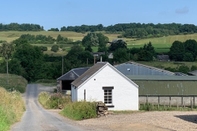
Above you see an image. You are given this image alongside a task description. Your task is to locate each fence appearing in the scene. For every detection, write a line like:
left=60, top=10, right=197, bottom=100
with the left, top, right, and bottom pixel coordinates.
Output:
left=139, top=95, right=197, bottom=108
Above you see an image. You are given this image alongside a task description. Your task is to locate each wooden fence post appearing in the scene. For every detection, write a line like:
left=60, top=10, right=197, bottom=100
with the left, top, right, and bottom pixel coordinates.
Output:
left=146, top=95, right=148, bottom=104
left=169, top=96, right=171, bottom=107
left=158, top=96, right=160, bottom=108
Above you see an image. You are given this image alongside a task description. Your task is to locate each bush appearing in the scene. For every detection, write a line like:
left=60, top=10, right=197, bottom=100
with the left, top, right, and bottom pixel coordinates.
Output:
left=38, top=92, right=71, bottom=109
left=51, top=45, right=59, bottom=52
left=60, top=101, right=97, bottom=120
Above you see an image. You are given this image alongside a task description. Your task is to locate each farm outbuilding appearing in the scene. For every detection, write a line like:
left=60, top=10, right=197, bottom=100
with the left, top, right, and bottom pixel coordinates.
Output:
left=115, top=61, right=175, bottom=76
left=115, top=61, right=197, bottom=95
left=71, top=62, right=139, bottom=111
left=57, top=67, right=89, bottom=93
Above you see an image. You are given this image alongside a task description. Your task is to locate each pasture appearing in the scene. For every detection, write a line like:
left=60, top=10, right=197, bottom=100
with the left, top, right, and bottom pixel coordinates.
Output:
left=1, top=31, right=197, bottom=54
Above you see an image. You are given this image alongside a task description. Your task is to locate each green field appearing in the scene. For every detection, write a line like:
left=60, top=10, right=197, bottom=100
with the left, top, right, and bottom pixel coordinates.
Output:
left=1, top=31, right=197, bottom=54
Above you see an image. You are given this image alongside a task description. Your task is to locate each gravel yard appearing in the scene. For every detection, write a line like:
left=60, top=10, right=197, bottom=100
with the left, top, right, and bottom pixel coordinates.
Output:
left=76, top=111, right=197, bottom=131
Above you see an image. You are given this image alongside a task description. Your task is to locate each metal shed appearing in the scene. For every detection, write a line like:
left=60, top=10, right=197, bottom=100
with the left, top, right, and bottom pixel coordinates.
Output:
left=57, top=67, right=89, bottom=92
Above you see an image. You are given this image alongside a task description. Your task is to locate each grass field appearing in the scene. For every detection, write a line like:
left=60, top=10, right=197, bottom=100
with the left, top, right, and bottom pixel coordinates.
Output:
left=1, top=31, right=197, bottom=54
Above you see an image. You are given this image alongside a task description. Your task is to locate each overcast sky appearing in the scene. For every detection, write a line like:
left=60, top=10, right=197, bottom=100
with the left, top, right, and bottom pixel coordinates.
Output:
left=1, top=0, right=197, bottom=30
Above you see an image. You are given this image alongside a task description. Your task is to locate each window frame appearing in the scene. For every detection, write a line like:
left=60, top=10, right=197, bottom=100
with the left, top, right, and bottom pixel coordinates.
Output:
left=102, top=86, right=114, bottom=107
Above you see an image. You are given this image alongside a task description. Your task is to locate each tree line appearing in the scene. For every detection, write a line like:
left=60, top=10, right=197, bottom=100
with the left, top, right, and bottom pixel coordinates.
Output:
left=0, top=23, right=44, bottom=31
left=59, top=23, right=197, bottom=38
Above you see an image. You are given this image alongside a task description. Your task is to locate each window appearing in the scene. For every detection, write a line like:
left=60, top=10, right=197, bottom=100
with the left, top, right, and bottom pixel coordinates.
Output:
left=103, top=87, right=114, bottom=105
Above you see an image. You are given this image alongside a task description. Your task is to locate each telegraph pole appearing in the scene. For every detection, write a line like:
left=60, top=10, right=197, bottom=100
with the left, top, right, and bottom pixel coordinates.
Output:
left=62, top=55, right=64, bottom=75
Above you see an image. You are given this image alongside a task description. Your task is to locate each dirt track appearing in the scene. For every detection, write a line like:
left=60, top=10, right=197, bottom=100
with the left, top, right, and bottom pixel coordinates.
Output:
left=77, top=111, right=197, bottom=131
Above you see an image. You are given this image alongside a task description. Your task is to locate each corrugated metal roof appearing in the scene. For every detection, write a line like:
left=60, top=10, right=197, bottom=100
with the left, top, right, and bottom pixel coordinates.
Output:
left=71, top=62, right=107, bottom=87
left=127, top=75, right=197, bottom=81
left=115, top=61, right=175, bottom=76
left=57, top=67, right=90, bottom=80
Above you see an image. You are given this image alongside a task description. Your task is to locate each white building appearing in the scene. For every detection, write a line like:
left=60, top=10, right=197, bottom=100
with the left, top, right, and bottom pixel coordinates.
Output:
left=71, top=62, right=139, bottom=111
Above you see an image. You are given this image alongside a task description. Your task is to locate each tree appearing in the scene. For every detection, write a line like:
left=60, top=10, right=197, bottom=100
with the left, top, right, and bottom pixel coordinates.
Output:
left=169, top=41, right=185, bottom=61
left=137, top=50, right=153, bottom=61
left=113, top=48, right=129, bottom=63
left=143, top=42, right=155, bottom=56
left=184, top=39, right=197, bottom=60
left=13, top=43, right=44, bottom=81
left=51, top=45, right=59, bottom=52
left=0, top=42, right=14, bottom=83
left=108, top=39, right=127, bottom=52
left=82, top=33, right=99, bottom=52
left=183, top=52, right=194, bottom=61
left=97, top=33, right=109, bottom=52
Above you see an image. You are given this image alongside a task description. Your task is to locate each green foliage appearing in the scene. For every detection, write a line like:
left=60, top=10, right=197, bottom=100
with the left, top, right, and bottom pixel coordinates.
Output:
left=51, top=45, right=59, bottom=52
left=39, top=46, right=48, bottom=52
left=0, top=88, right=25, bottom=131
left=0, top=23, right=43, bottom=31
left=183, top=52, right=194, bottom=61
left=191, top=65, right=197, bottom=71
left=14, top=34, right=55, bottom=44
left=169, top=39, right=197, bottom=62
left=178, top=65, right=190, bottom=74
left=0, top=74, right=27, bottom=93
left=184, top=39, right=197, bottom=59
left=82, top=33, right=109, bottom=52
left=108, top=39, right=127, bottom=52
left=13, top=43, right=44, bottom=82
left=38, top=92, right=71, bottom=109
left=113, top=48, right=129, bottom=63
left=48, top=28, right=59, bottom=31
left=56, top=34, right=73, bottom=44
left=61, top=101, right=97, bottom=120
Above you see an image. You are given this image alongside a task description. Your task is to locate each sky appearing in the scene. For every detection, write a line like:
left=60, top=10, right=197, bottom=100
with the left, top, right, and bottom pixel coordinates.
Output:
left=1, top=0, right=197, bottom=30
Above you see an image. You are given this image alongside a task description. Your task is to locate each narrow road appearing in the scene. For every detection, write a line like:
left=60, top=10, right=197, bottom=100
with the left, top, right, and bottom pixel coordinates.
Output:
left=11, top=84, right=86, bottom=131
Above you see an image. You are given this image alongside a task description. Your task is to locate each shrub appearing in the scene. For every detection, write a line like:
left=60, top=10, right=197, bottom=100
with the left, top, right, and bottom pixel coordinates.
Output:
left=51, top=45, right=59, bottom=52
left=61, top=101, right=97, bottom=120
left=38, top=92, right=71, bottom=109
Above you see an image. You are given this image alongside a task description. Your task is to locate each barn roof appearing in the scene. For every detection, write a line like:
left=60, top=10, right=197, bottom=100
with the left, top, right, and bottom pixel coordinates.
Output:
left=71, top=62, right=139, bottom=88
left=115, top=61, right=175, bottom=76
left=127, top=75, right=197, bottom=81
left=71, top=62, right=107, bottom=87
left=57, top=67, right=90, bottom=81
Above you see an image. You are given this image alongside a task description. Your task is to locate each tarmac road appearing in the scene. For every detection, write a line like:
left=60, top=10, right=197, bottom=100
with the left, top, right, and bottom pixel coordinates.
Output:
left=11, top=84, right=86, bottom=131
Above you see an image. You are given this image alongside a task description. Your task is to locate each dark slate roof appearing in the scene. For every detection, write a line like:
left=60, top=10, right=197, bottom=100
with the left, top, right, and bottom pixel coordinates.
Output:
left=57, top=67, right=90, bottom=81
left=115, top=61, right=175, bottom=76
left=188, top=70, right=197, bottom=76
left=157, top=55, right=170, bottom=61
left=71, top=62, right=107, bottom=87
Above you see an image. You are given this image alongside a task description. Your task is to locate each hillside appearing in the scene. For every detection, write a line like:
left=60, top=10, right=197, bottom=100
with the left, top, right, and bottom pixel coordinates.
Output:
left=1, top=31, right=197, bottom=54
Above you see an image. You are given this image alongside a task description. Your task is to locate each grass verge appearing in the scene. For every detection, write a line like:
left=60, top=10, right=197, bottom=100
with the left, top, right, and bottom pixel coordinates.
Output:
left=60, top=101, right=97, bottom=120
left=0, top=74, right=27, bottom=93
left=0, top=87, right=25, bottom=131
left=38, top=92, right=71, bottom=109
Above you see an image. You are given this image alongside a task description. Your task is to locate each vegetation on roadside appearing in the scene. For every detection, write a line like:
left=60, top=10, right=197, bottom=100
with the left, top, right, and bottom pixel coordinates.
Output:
left=60, top=101, right=97, bottom=120
left=0, top=74, right=27, bottom=93
left=38, top=92, right=71, bottom=109
left=0, top=87, right=25, bottom=131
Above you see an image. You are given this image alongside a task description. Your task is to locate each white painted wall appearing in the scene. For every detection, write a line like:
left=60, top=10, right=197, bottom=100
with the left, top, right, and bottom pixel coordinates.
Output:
left=76, top=65, right=139, bottom=110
